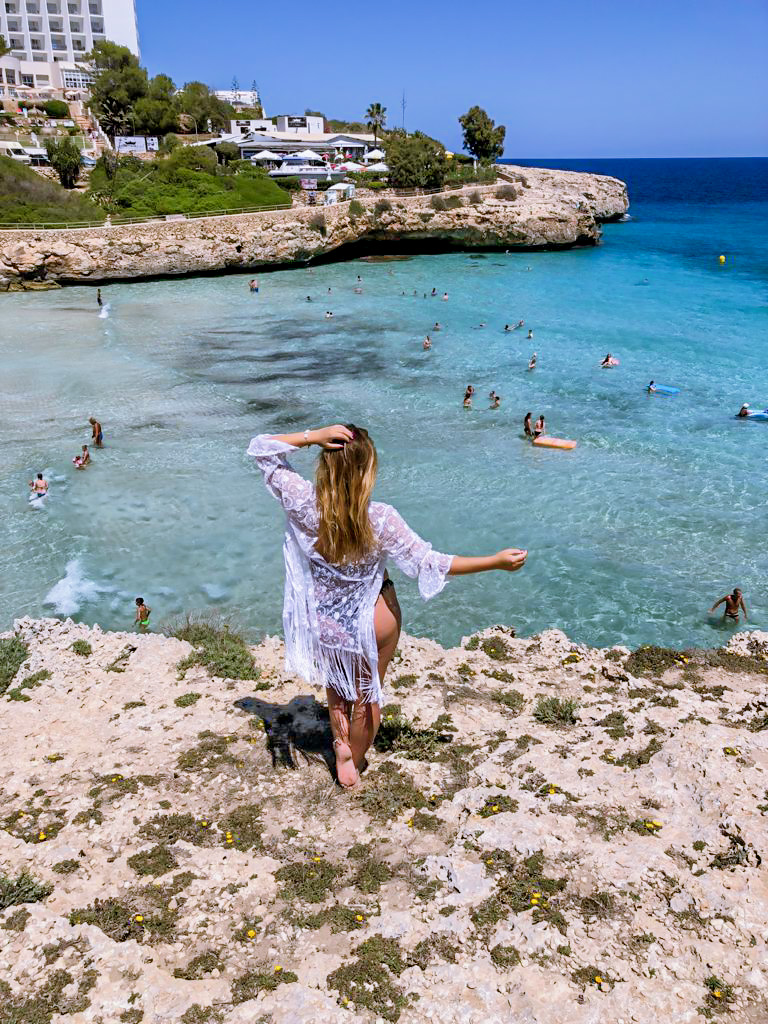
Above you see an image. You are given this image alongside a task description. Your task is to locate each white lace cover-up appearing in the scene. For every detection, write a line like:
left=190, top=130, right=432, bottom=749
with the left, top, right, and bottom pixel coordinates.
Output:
left=248, top=434, right=454, bottom=705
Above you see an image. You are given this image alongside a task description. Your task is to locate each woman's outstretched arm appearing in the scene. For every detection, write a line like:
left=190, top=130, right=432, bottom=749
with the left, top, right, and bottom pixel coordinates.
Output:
left=448, top=549, right=528, bottom=575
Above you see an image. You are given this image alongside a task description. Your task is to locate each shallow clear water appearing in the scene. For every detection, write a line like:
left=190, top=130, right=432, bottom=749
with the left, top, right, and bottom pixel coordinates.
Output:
left=1, top=158, right=767, bottom=648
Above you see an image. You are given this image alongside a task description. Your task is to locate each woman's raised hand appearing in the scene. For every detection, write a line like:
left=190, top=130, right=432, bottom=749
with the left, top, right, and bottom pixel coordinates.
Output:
left=311, top=424, right=354, bottom=449
left=496, top=548, right=528, bottom=571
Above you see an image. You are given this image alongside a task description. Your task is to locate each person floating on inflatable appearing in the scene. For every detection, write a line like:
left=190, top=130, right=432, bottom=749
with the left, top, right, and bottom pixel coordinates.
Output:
left=601, top=353, right=620, bottom=367
left=719, top=254, right=726, bottom=265
left=737, top=403, right=750, bottom=418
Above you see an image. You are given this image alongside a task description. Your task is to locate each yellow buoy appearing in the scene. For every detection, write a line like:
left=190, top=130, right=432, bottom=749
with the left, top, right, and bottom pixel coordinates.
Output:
left=719, top=254, right=726, bottom=264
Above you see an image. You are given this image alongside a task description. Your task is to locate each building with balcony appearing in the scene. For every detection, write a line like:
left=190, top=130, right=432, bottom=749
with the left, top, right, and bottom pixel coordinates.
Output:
left=0, top=0, right=139, bottom=64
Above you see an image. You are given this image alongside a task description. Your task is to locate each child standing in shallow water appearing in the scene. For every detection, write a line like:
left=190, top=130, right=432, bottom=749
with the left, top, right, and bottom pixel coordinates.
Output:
left=135, top=597, right=151, bottom=631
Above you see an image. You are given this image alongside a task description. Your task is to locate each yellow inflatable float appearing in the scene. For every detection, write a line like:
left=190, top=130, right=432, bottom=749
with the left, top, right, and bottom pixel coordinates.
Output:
left=533, top=436, right=577, bottom=450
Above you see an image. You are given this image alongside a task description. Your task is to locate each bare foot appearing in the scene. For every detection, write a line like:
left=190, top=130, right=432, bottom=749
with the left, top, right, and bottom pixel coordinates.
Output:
left=334, top=740, right=359, bottom=788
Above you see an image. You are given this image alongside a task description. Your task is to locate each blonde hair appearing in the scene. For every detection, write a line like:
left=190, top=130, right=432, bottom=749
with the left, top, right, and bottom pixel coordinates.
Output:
left=315, top=424, right=377, bottom=565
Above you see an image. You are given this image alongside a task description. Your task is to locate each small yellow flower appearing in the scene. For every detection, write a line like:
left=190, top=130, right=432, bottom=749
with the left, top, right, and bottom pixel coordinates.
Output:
left=594, top=975, right=602, bottom=984
left=713, top=989, right=722, bottom=999
left=17, top=811, right=24, bottom=817
left=355, top=914, right=364, bottom=922
left=548, top=786, right=556, bottom=795
left=406, top=819, right=413, bottom=827
left=491, top=804, right=499, bottom=812
left=531, top=891, right=541, bottom=897
left=342, top=997, right=349, bottom=1005
left=312, top=856, right=322, bottom=862
left=247, top=929, right=256, bottom=938
left=134, top=914, right=144, bottom=923
left=651, top=819, right=662, bottom=827
left=38, top=832, right=47, bottom=840
left=486, top=859, right=493, bottom=865
left=274, top=965, right=283, bottom=973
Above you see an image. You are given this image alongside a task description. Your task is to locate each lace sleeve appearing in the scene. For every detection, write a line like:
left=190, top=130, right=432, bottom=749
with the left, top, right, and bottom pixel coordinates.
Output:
left=247, top=434, right=314, bottom=523
left=374, top=504, right=453, bottom=600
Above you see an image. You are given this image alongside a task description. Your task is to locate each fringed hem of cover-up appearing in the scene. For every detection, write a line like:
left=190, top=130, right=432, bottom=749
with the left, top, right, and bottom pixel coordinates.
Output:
left=286, top=645, right=383, bottom=706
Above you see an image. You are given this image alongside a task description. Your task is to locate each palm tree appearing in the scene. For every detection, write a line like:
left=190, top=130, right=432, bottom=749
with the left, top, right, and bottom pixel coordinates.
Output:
left=365, top=102, right=387, bottom=145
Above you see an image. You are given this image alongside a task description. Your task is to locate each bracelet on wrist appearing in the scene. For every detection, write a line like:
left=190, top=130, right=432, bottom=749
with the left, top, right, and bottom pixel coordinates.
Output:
left=303, top=429, right=310, bottom=444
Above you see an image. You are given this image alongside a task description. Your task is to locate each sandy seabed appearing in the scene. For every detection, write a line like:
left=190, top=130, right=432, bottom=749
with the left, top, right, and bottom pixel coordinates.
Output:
left=1, top=617, right=767, bottom=1023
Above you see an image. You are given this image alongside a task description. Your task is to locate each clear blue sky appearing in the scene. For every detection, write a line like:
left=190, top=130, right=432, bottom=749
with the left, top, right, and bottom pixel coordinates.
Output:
left=136, top=0, right=767, bottom=157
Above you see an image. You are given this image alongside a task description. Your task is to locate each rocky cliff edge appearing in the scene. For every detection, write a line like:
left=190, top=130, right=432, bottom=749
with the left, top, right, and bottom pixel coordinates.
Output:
left=0, top=618, right=766, bottom=1023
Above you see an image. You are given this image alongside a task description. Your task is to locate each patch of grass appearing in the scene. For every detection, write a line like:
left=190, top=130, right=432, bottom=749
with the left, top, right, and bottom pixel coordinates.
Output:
left=625, top=645, right=683, bottom=677
left=69, top=897, right=144, bottom=942
left=140, top=812, right=210, bottom=846
left=232, top=916, right=263, bottom=942
left=2, top=805, right=66, bottom=844
left=698, top=649, right=768, bottom=676
left=533, top=696, right=580, bottom=726
left=2, top=907, right=31, bottom=931
left=479, top=636, right=511, bottom=661
left=180, top=1006, right=224, bottom=1024
left=327, top=935, right=408, bottom=1022
left=274, top=858, right=343, bottom=903
left=374, top=198, right=392, bottom=216
left=52, top=859, right=81, bottom=875
left=490, top=944, right=521, bottom=968
left=174, top=692, right=201, bottom=708
left=0, top=966, right=98, bottom=1022
left=171, top=615, right=259, bottom=680
left=360, top=762, right=427, bottom=820
left=128, top=844, right=178, bottom=877
left=105, top=646, right=135, bottom=673
left=299, top=904, right=367, bottom=932
left=374, top=705, right=454, bottom=760
left=123, top=700, right=146, bottom=710
left=478, top=795, right=519, bottom=818
left=348, top=198, right=364, bottom=218
left=580, top=890, right=616, bottom=920
left=410, top=935, right=457, bottom=966
left=472, top=851, right=567, bottom=935
left=704, top=975, right=735, bottom=1012
left=120, top=1011, right=144, bottom=1023
left=348, top=845, right=393, bottom=893
left=231, top=967, right=298, bottom=1003
left=491, top=689, right=524, bottom=713
left=496, top=184, right=518, bottom=200
left=177, top=731, right=237, bottom=773
left=571, top=966, right=614, bottom=989
left=71, top=639, right=92, bottom=656
left=218, top=804, right=264, bottom=851
left=6, top=668, right=51, bottom=701
left=615, top=737, right=663, bottom=769
left=0, top=637, right=28, bottom=696
left=598, top=711, right=631, bottom=740
left=390, top=673, right=417, bottom=690
left=173, top=951, right=223, bottom=980
left=411, top=810, right=441, bottom=832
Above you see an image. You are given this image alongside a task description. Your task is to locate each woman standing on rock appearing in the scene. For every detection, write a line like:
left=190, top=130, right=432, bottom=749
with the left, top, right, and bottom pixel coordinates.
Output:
left=248, top=424, right=527, bottom=788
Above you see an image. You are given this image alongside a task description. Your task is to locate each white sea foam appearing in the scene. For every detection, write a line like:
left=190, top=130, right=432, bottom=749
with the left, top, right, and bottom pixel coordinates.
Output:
left=43, top=559, right=102, bottom=616
left=98, top=303, right=111, bottom=319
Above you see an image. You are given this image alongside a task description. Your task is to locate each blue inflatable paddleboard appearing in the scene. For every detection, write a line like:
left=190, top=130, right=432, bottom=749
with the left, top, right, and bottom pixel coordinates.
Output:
left=647, top=385, right=679, bottom=395
left=744, top=411, right=768, bottom=421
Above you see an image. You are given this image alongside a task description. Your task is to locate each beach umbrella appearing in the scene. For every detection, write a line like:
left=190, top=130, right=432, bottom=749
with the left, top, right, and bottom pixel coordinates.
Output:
left=341, top=161, right=364, bottom=171
left=250, top=149, right=281, bottom=161
left=364, top=148, right=385, bottom=160
left=366, top=161, right=389, bottom=172
left=295, top=149, right=323, bottom=161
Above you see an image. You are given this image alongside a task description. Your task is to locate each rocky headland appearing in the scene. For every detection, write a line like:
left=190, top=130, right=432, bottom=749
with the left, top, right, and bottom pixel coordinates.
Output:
left=0, top=166, right=628, bottom=290
left=1, top=617, right=766, bottom=1023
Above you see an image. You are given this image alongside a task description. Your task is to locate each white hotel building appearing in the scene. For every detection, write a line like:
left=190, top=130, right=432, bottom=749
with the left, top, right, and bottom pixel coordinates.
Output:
left=0, top=0, right=139, bottom=64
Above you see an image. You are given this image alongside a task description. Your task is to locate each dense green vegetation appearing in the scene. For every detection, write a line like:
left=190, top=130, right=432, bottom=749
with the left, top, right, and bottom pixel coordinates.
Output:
left=385, top=131, right=448, bottom=189
left=0, top=156, right=103, bottom=224
left=87, top=147, right=289, bottom=217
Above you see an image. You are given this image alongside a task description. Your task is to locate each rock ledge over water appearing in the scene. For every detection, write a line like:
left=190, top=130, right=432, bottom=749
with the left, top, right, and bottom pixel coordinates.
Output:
left=1, top=618, right=766, bottom=1022
left=0, top=165, right=628, bottom=289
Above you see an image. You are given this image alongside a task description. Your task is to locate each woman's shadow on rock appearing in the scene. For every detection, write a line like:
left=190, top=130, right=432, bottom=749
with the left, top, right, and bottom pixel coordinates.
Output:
left=234, top=694, right=338, bottom=781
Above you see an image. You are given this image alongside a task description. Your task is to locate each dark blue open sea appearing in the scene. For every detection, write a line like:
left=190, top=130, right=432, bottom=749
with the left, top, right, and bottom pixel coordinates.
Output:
left=1, top=158, right=767, bottom=648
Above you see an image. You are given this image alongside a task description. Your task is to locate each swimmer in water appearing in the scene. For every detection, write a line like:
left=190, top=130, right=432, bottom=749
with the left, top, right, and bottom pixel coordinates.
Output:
left=442, top=292, right=449, bottom=301
left=306, top=295, right=312, bottom=301
left=463, top=394, right=472, bottom=409
left=490, top=394, right=501, bottom=409
left=431, top=288, right=437, bottom=297
left=528, top=352, right=537, bottom=371
left=29, top=472, right=48, bottom=497
left=709, top=588, right=747, bottom=624
left=135, top=597, right=151, bottom=632
left=325, top=311, right=333, bottom=319
left=527, top=329, right=534, bottom=340
left=464, top=385, right=475, bottom=402
left=249, top=279, right=259, bottom=293
left=504, top=324, right=511, bottom=332
left=533, top=415, right=545, bottom=439
left=601, top=353, right=613, bottom=367
left=737, top=403, right=750, bottom=418
left=523, top=412, right=533, bottom=438
left=89, top=416, right=103, bottom=448
left=97, top=288, right=102, bottom=307
left=423, top=336, right=432, bottom=350
left=647, top=381, right=656, bottom=393
left=433, top=322, right=441, bottom=331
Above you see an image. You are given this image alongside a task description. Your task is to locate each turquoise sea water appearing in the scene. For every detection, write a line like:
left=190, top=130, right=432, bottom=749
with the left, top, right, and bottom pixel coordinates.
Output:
left=1, top=157, right=766, bottom=649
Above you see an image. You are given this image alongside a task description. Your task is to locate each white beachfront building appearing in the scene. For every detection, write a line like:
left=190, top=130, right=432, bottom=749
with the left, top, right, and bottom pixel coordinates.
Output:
left=0, top=0, right=139, bottom=64
left=0, top=53, right=94, bottom=101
